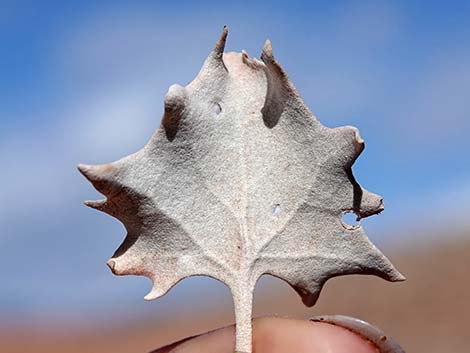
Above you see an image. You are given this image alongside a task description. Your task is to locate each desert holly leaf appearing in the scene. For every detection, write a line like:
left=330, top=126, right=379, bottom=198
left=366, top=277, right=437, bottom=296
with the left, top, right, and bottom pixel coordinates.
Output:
left=78, top=27, right=404, bottom=353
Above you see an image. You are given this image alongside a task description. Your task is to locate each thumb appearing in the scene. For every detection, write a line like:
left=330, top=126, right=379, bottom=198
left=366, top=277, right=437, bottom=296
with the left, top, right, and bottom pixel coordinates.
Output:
left=152, top=316, right=405, bottom=353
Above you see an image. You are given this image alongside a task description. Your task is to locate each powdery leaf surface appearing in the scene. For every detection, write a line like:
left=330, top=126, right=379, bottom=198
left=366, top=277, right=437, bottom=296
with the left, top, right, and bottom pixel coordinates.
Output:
left=79, top=27, right=404, bottom=353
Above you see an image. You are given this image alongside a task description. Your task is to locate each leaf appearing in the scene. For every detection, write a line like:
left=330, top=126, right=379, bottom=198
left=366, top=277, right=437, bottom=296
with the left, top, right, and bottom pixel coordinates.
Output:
left=78, top=26, right=404, bottom=353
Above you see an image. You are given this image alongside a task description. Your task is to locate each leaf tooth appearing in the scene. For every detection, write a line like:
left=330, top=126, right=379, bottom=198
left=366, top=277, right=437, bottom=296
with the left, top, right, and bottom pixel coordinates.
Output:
left=143, top=273, right=187, bottom=300
left=353, top=128, right=365, bottom=145
left=212, top=25, right=228, bottom=60
left=260, top=39, right=289, bottom=82
left=106, top=257, right=129, bottom=276
left=391, top=271, right=406, bottom=282
left=293, top=284, right=322, bottom=307
left=356, top=188, right=385, bottom=220
left=144, top=285, right=163, bottom=301
left=164, top=84, right=187, bottom=113
left=260, top=38, right=317, bottom=129
left=261, top=39, right=273, bottom=61
left=144, top=277, right=183, bottom=300
left=331, top=126, right=366, bottom=167
left=241, top=49, right=250, bottom=66
left=77, top=163, right=119, bottom=196
left=162, top=84, right=188, bottom=141
left=199, top=26, right=229, bottom=73
left=84, top=199, right=107, bottom=211
left=347, top=126, right=365, bottom=154
left=241, top=49, right=264, bottom=70
left=369, top=253, right=407, bottom=283
left=106, top=252, right=169, bottom=301
left=77, top=163, right=96, bottom=181
left=106, top=259, right=117, bottom=274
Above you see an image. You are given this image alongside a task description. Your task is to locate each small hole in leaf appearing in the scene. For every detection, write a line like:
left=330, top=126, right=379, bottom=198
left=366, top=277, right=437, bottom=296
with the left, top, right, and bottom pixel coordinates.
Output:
left=214, top=102, right=222, bottom=116
left=272, top=204, right=281, bottom=216
left=341, top=211, right=361, bottom=230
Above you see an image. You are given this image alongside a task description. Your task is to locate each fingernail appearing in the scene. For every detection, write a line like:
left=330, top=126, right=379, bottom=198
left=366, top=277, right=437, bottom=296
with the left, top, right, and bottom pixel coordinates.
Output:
left=310, top=315, right=405, bottom=353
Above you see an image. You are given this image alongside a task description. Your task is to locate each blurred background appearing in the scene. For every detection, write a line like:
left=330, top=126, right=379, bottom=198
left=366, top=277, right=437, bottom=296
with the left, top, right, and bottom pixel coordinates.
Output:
left=1, top=1, right=469, bottom=352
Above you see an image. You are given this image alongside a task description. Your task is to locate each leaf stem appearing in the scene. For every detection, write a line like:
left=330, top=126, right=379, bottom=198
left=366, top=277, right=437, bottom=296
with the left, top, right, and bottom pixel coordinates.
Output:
left=232, top=282, right=254, bottom=353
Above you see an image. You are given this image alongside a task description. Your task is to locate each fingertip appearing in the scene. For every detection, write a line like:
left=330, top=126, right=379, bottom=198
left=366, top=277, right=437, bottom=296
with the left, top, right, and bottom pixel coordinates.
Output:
left=253, top=317, right=378, bottom=353
left=311, top=315, right=405, bottom=353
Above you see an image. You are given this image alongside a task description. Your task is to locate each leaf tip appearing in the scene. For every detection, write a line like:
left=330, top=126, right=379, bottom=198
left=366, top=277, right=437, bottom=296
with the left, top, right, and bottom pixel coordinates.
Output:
left=213, top=25, right=228, bottom=59
left=261, top=39, right=273, bottom=62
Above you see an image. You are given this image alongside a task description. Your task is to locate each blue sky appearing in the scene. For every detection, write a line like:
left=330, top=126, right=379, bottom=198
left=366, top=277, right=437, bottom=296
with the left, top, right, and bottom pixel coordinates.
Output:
left=1, top=0, right=469, bottom=323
